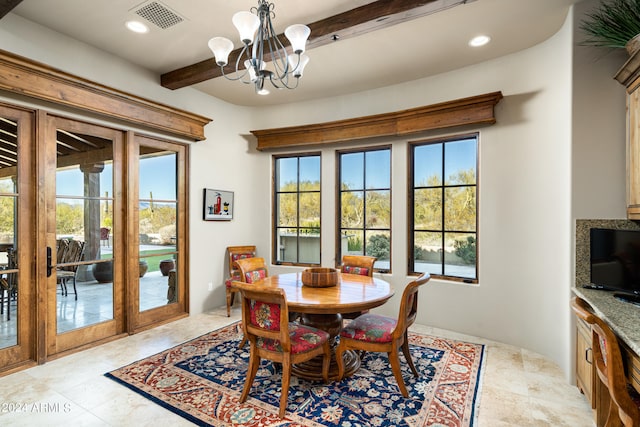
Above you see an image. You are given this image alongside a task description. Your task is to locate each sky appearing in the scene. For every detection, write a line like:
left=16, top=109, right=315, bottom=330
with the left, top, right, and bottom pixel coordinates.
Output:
left=277, top=139, right=476, bottom=190
left=56, top=154, right=177, bottom=201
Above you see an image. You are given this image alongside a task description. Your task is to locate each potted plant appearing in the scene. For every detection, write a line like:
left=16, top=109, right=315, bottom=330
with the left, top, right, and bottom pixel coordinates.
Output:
left=580, top=0, right=640, bottom=55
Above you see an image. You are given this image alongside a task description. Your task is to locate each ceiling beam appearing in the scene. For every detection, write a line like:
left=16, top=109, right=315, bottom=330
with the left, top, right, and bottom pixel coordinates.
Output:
left=161, top=0, right=474, bottom=90
left=0, top=0, right=23, bottom=19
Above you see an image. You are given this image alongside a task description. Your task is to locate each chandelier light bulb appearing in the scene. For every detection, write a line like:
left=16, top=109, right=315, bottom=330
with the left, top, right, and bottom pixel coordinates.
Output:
left=284, top=24, right=311, bottom=54
left=290, top=54, right=309, bottom=78
left=256, top=78, right=270, bottom=95
left=233, top=11, right=260, bottom=45
left=208, top=37, right=234, bottom=66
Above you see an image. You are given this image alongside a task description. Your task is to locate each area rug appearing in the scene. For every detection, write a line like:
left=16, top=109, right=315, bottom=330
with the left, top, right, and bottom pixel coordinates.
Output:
left=106, top=322, right=485, bottom=426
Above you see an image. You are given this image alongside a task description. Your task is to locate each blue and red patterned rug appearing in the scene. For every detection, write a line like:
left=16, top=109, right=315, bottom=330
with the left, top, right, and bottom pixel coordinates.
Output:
left=106, top=322, right=485, bottom=426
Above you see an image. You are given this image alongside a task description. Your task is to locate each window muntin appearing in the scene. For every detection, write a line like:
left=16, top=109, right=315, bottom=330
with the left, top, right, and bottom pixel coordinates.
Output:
left=410, top=135, right=477, bottom=282
left=274, top=154, right=321, bottom=265
left=338, top=147, right=391, bottom=271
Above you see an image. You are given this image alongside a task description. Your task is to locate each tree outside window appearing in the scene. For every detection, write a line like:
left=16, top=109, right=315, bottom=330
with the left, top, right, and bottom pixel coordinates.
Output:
left=273, top=154, right=321, bottom=265
left=338, top=147, right=391, bottom=271
left=410, top=134, right=477, bottom=282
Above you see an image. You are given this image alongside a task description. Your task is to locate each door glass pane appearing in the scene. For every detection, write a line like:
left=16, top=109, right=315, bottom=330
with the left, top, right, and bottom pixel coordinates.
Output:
left=56, top=131, right=114, bottom=333
left=0, top=117, right=18, bottom=348
left=139, top=148, right=177, bottom=311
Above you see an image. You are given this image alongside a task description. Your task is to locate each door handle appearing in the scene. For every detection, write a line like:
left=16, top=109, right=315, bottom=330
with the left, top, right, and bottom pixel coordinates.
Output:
left=46, top=246, right=52, bottom=277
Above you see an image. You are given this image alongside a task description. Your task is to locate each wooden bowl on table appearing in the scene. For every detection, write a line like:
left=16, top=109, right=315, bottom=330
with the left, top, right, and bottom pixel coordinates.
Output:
left=301, top=267, right=338, bottom=288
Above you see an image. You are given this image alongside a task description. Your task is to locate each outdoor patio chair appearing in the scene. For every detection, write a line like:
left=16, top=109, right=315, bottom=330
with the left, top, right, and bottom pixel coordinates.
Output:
left=56, top=240, right=85, bottom=300
left=0, top=248, right=17, bottom=320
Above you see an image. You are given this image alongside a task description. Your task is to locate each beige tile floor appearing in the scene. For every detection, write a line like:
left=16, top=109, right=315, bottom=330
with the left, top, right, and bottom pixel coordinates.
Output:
left=0, top=306, right=594, bottom=426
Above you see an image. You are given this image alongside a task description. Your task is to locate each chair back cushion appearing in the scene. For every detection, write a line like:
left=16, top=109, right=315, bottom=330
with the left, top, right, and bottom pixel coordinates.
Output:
left=249, top=300, right=281, bottom=331
left=232, top=252, right=255, bottom=263
left=234, top=257, right=269, bottom=284
left=342, top=265, right=370, bottom=276
left=245, top=268, right=267, bottom=283
left=341, top=255, right=376, bottom=277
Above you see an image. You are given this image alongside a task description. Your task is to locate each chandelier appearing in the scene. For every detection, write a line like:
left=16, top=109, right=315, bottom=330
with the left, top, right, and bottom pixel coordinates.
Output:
left=208, top=0, right=311, bottom=96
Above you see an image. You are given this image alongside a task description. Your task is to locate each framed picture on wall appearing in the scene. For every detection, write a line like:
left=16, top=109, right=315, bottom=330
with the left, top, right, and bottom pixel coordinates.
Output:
left=203, top=189, right=234, bottom=221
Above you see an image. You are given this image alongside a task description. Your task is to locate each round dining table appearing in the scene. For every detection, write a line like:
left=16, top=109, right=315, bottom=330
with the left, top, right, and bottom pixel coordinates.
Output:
left=253, top=271, right=394, bottom=381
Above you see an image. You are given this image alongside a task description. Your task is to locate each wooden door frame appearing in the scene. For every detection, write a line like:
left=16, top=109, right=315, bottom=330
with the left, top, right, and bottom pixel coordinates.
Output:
left=0, top=103, right=36, bottom=373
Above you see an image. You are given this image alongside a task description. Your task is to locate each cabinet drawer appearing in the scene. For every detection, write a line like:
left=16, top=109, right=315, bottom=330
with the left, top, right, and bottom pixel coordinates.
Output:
left=625, top=346, right=640, bottom=394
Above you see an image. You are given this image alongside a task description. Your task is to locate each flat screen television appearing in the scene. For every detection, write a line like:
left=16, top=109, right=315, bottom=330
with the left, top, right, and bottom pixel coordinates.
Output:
left=590, top=228, right=640, bottom=302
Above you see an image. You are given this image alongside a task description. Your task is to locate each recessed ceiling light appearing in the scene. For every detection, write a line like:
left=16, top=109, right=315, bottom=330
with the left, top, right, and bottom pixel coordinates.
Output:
left=469, top=35, right=491, bottom=47
left=126, top=20, right=149, bottom=34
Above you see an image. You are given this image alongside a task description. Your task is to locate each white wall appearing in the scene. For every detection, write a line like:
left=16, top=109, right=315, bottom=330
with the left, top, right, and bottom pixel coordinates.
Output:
left=570, top=0, right=628, bottom=380
left=0, top=3, right=628, bottom=381
left=246, top=10, right=575, bottom=378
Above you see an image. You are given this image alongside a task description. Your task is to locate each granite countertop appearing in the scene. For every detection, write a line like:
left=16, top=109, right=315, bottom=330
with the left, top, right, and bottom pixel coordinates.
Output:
left=572, top=287, right=640, bottom=355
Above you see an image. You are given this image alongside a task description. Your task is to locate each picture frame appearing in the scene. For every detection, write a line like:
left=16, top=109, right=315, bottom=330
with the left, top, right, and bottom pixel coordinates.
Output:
left=203, top=189, right=234, bottom=221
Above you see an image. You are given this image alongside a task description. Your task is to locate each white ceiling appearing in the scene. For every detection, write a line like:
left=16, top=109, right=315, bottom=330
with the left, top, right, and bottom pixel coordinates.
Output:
left=11, top=0, right=583, bottom=107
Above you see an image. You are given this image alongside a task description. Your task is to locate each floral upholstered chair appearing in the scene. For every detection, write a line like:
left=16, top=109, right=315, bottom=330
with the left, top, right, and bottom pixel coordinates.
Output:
left=234, top=256, right=268, bottom=285
left=232, top=257, right=268, bottom=348
left=336, top=272, right=430, bottom=397
left=340, top=255, right=377, bottom=320
left=234, top=281, right=330, bottom=419
left=224, top=245, right=256, bottom=317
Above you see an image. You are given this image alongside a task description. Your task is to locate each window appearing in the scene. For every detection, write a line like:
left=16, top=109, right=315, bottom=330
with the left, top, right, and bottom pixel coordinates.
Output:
left=409, top=134, right=477, bottom=282
left=337, top=147, right=391, bottom=271
left=273, top=154, right=321, bottom=265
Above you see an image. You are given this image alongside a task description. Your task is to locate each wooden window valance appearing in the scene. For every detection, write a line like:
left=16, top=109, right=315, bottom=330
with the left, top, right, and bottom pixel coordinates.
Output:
left=251, top=91, right=503, bottom=151
left=0, top=49, right=211, bottom=141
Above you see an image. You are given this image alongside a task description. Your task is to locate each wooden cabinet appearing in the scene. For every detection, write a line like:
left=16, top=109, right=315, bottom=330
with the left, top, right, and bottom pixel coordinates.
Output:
left=624, top=343, right=640, bottom=394
left=616, top=52, right=640, bottom=219
left=575, top=317, right=594, bottom=407
left=626, top=81, right=640, bottom=218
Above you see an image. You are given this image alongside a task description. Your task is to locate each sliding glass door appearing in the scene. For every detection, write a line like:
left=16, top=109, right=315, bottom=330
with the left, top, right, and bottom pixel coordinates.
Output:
left=0, top=110, right=189, bottom=372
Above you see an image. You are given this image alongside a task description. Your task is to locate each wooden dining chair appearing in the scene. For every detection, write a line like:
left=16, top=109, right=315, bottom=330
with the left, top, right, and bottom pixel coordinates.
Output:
left=234, top=281, right=330, bottom=418
left=224, top=245, right=257, bottom=317
left=571, top=297, right=640, bottom=427
left=340, top=255, right=377, bottom=320
left=336, top=272, right=430, bottom=397
left=233, top=257, right=269, bottom=347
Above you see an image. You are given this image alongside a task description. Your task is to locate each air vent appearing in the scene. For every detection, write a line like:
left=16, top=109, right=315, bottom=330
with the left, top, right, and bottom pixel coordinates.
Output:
left=133, top=1, right=184, bottom=29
